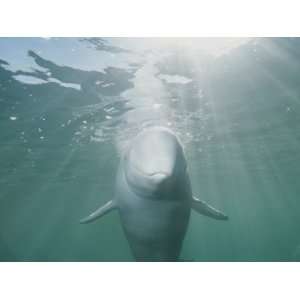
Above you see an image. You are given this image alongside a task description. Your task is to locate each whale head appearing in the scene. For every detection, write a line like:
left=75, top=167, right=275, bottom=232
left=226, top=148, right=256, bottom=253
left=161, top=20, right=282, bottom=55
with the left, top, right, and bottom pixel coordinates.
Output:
left=124, top=127, right=187, bottom=198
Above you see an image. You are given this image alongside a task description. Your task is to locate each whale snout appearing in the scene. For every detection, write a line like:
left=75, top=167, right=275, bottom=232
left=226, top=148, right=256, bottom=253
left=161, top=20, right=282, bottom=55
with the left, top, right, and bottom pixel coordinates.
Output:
left=149, top=172, right=174, bottom=196
left=151, top=172, right=169, bottom=183
left=151, top=172, right=171, bottom=190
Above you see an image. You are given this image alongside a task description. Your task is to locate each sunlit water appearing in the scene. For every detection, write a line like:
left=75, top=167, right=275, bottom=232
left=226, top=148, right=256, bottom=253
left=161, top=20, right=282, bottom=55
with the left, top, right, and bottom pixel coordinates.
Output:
left=0, top=37, right=300, bottom=261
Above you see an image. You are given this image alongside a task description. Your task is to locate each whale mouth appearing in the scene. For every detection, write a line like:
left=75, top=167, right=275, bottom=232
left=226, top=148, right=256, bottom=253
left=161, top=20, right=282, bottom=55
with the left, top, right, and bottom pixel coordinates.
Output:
left=149, top=172, right=170, bottom=183
left=127, top=157, right=173, bottom=182
left=148, top=172, right=174, bottom=195
left=125, top=163, right=174, bottom=197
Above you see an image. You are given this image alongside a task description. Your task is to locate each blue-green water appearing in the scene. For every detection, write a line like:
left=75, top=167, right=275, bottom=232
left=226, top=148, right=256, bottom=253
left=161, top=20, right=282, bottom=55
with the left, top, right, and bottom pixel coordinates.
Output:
left=0, top=37, right=300, bottom=261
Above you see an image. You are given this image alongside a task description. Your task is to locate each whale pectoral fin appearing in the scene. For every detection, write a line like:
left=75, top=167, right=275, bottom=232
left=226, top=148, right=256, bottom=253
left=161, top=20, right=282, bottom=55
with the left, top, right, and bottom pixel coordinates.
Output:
left=80, top=199, right=117, bottom=224
left=191, top=196, right=228, bottom=220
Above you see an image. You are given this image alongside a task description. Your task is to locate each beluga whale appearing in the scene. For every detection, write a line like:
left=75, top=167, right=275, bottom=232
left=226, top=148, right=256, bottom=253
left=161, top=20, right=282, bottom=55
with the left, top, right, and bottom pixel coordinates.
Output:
left=80, top=126, right=228, bottom=261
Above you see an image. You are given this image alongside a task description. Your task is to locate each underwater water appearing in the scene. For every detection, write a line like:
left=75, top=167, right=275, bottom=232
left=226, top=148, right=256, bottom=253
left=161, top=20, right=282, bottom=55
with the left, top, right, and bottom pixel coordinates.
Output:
left=0, top=37, right=300, bottom=261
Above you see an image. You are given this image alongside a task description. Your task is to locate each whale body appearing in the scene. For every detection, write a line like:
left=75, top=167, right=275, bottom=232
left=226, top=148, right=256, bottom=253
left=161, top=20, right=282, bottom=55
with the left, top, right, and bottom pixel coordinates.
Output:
left=80, top=127, right=228, bottom=261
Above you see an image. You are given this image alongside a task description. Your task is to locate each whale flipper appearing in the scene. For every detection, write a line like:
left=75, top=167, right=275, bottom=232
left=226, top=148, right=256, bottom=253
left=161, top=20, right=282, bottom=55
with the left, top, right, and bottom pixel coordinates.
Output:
left=80, top=199, right=117, bottom=224
left=191, top=196, right=228, bottom=220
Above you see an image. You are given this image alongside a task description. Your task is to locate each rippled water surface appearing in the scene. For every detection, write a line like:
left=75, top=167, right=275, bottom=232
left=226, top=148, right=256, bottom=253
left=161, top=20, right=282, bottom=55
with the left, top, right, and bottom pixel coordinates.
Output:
left=1, top=37, right=300, bottom=261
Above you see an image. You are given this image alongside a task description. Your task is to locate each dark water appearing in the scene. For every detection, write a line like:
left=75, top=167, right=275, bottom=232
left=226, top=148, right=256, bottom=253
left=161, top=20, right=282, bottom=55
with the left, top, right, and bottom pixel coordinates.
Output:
left=0, top=37, right=300, bottom=261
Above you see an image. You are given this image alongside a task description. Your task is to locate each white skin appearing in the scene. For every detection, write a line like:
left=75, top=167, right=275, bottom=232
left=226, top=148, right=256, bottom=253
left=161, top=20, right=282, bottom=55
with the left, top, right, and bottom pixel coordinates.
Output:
left=81, top=127, right=228, bottom=261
